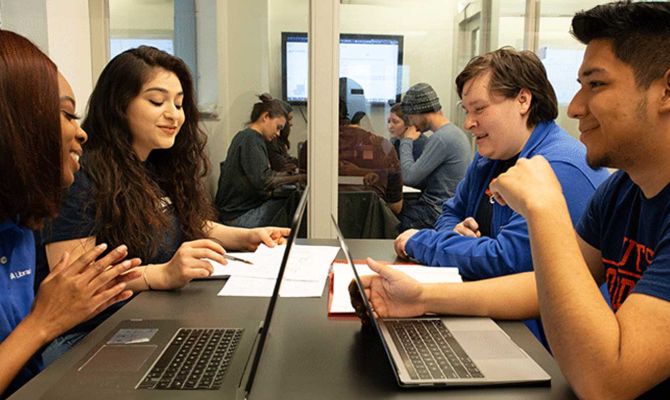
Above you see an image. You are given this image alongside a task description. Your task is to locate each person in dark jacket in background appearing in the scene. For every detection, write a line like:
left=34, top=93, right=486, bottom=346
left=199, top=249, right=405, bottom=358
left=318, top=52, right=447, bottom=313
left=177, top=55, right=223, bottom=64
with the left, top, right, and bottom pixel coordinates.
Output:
left=217, top=94, right=305, bottom=227
left=267, top=99, right=299, bottom=173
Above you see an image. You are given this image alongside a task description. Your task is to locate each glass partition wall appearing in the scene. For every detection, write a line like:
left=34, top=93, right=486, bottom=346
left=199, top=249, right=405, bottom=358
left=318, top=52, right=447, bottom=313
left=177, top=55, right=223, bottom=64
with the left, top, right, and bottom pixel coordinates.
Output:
left=0, top=0, right=661, bottom=238
left=334, top=0, right=661, bottom=239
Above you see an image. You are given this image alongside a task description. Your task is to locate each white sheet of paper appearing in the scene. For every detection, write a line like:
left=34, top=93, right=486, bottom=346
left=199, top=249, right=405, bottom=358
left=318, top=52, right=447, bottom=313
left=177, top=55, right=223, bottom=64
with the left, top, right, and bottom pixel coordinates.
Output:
left=209, top=245, right=338, bottom=281
left=329, top=262, right=462, bottom=314
left=402, top=185, right=421, bottom=194
left=217, top=276, right=274, bottom=297
left=217, top=275, right=328, bottom=298
left=279, top=278, right=328, bottom=297
left=216, top=244, right=339, bottom=297
left=338, top=175, right=364, bottom=185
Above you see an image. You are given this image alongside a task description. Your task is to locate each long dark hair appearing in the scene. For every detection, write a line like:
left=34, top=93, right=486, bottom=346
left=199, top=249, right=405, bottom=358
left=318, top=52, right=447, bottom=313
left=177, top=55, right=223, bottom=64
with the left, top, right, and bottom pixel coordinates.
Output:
left=390, top=103, right=410, bottom=127
left=278, top=99, right=293, bottom=149
left=0, top=29, right=61, bottom=229
left=82, top=46, right=215, bottom=259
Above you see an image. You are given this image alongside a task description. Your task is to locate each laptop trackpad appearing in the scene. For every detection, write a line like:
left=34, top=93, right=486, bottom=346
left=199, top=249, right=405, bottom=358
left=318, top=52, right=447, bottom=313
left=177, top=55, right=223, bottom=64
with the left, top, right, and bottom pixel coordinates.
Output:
left=79, top=345, right=157, bottom=372
left=455, top=331, right=526, bottom=360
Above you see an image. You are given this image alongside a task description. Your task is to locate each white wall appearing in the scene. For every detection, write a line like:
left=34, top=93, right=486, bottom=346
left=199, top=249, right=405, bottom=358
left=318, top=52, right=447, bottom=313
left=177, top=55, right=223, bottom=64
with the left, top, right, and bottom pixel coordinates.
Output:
left=494, top=1, right=604, bottom=139
left=203, top=0, right=271, bottom=193
left=341, top=1, right=457, bottom=136
left=0, top=0, right=49, bottom=50
left=109, top=0, right=173, bottom=34
left=45, top=0, right=93, bottom=114
left=0, top=0, right=93, bottom=116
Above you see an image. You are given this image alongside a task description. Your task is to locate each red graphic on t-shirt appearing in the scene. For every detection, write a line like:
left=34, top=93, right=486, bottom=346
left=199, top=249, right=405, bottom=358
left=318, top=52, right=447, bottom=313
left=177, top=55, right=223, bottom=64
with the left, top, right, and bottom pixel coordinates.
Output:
left=602, top=237, right=654, bottom=311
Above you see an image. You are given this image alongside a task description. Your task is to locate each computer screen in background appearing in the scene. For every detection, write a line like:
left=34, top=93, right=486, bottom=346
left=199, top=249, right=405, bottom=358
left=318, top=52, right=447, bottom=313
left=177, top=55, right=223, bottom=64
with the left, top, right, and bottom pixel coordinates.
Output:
left=281, top=32, right=404, bottom=105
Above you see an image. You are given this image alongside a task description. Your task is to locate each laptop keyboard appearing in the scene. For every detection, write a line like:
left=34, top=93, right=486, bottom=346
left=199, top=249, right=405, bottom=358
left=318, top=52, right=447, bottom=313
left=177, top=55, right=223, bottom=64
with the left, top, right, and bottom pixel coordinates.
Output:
left=137, top=328, right=243, bottom=390
left=387, top=319, right=484, bottom=380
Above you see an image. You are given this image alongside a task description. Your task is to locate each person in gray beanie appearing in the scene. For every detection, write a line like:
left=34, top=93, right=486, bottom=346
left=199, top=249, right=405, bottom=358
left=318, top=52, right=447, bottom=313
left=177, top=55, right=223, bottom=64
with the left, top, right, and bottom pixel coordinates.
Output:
left=395, top=82, right=471, bottom=231
left=401, top=82, right=442, bottom=114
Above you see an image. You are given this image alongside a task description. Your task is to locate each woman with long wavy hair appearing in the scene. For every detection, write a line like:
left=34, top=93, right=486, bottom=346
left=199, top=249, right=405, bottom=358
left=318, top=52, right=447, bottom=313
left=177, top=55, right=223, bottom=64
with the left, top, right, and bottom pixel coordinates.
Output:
left=41, top=46, right=288, bottom=362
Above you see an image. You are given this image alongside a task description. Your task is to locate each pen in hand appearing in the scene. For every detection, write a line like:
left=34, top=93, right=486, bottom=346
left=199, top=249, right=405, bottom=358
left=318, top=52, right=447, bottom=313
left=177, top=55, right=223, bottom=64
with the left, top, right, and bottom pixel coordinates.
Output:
left=207, top=237, right=254, bottom=265
left=223, top=253, right=254, bottom=265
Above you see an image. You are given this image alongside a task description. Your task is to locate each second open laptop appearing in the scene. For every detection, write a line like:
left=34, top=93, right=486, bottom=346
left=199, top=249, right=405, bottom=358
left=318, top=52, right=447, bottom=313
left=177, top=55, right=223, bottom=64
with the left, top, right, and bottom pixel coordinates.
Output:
left=42, top=187, right=309, bottom=400
left=331, top=215, right=551, bottom=388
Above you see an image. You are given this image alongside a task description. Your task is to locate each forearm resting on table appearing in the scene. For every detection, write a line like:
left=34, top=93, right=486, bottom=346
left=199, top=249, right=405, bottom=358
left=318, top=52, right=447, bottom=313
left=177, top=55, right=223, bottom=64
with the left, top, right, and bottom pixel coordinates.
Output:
left=422, top=271, right=539, bottom=319
left=267, top=173, right=305, bottom=189
left=205, top=222, right=251, bottom=250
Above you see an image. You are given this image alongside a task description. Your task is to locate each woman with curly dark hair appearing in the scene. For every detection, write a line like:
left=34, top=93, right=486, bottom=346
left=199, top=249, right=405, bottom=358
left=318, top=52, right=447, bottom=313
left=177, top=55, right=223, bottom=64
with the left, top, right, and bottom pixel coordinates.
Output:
left=41, top=46, right=288, bottom=361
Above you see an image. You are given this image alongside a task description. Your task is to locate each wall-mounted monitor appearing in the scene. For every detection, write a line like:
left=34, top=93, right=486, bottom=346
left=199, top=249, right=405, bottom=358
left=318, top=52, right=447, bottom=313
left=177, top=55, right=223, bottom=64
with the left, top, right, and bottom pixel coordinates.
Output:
left=281, top=32, right=404, bottom=105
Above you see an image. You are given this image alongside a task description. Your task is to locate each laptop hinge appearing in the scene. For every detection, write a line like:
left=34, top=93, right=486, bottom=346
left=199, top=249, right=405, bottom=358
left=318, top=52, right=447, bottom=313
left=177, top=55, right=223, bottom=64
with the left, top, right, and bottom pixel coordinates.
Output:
left=236, top=321, right=264, bottom=392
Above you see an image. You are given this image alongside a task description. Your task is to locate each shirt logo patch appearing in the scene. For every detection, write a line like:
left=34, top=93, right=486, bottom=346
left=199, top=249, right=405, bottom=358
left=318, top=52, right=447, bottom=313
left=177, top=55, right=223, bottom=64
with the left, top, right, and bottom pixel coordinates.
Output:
left=9, top=268, right=32, bottom=280
left=602, top=237, right=653, bottom=311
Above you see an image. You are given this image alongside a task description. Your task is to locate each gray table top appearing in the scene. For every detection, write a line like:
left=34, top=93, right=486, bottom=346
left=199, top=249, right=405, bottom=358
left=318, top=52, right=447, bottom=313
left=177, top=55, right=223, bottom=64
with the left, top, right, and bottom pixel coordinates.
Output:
left=12, top=239, right=576, bottom=400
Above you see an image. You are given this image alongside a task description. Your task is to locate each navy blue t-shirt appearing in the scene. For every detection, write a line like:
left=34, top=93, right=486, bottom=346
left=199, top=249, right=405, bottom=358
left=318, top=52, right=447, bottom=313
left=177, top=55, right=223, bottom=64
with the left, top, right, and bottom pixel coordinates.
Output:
left=42, top=168, right=183, bottom=264
left=577, top=171, right=670, bottom=396
left=0, top=220, right=43, bottom=397
left=40, top=165, right=184, bottom=334
left=577, top=171, right=670, bottom=309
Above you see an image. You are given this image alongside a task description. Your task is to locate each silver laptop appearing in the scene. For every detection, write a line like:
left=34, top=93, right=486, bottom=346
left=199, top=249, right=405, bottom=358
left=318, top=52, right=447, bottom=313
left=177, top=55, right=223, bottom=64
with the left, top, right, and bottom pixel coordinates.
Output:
left=43, top=187, right=310, bottom=400
left=331, top=215, right=551, bottom=388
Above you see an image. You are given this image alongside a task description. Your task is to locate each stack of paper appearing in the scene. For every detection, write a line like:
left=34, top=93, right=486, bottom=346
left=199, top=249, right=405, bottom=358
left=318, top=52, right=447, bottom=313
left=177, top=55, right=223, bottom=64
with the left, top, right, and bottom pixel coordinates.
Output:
left=329, top=262, right=462, bottom=314
left=212, top=244, right=340, bottom=298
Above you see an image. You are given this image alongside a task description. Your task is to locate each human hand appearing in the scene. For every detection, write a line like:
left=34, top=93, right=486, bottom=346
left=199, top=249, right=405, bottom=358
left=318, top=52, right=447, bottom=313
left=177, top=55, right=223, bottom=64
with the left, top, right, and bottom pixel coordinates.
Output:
left=338, top=159, right=360, bottom=175
left=284, top=162, right=298, bottom=173
left=453, top=217, right=481, bottom=238
left=489, top=156, right=564, bottom=218
left=158, top=239, right=225, bottom=289
left=403, top=124, right=421, bottom=141
left=30, top=244, right=141, bottom=341
left=394, top=229, right=419, bottom=259
left=363, top=172, right=380, bottom=186
left=244, top=226, right=291, bottom=251
left=348, top=258, right=425, bottom=326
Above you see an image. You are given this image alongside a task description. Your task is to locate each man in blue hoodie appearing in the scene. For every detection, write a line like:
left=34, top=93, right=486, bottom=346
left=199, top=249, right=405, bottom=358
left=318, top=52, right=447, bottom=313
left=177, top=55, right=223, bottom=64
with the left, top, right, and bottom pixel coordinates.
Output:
left=396, top=48, right=608, bottom=278
left=393, top=47, right=610, bottom=343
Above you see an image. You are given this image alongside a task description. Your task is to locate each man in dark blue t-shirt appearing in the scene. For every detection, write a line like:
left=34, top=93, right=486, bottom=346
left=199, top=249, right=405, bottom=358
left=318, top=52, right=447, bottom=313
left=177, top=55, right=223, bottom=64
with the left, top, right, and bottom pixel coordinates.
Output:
left=488, top=3, right=670, bottom=398
left=349, top=2, right=670, bottom=398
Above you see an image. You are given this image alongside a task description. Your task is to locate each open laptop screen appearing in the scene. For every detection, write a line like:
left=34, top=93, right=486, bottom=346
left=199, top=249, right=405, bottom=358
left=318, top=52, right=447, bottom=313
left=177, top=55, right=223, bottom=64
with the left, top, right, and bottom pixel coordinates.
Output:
left=242, top=185, right=309, bottom=396
left=330, top=215, right=387, bottom=339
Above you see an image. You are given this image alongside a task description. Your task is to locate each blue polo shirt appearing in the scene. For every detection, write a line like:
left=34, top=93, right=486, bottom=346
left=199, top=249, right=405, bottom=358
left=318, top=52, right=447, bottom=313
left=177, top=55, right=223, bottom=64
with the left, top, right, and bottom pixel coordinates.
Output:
left=0, top=219, right=43, bottom=397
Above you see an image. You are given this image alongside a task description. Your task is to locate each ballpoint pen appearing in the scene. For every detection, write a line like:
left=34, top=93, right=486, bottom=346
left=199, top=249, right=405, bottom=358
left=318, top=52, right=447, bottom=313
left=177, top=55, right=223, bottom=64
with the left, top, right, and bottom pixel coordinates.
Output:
left=208, top=237, right=254, bottom=265
left=223, top=253, right=254, bottom=265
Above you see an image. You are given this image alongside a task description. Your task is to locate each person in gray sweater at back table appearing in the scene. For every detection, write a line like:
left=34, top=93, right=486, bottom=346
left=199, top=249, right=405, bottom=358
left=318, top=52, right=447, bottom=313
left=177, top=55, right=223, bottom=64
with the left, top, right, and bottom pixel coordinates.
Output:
left=396, top=82, right=472, bottom=231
